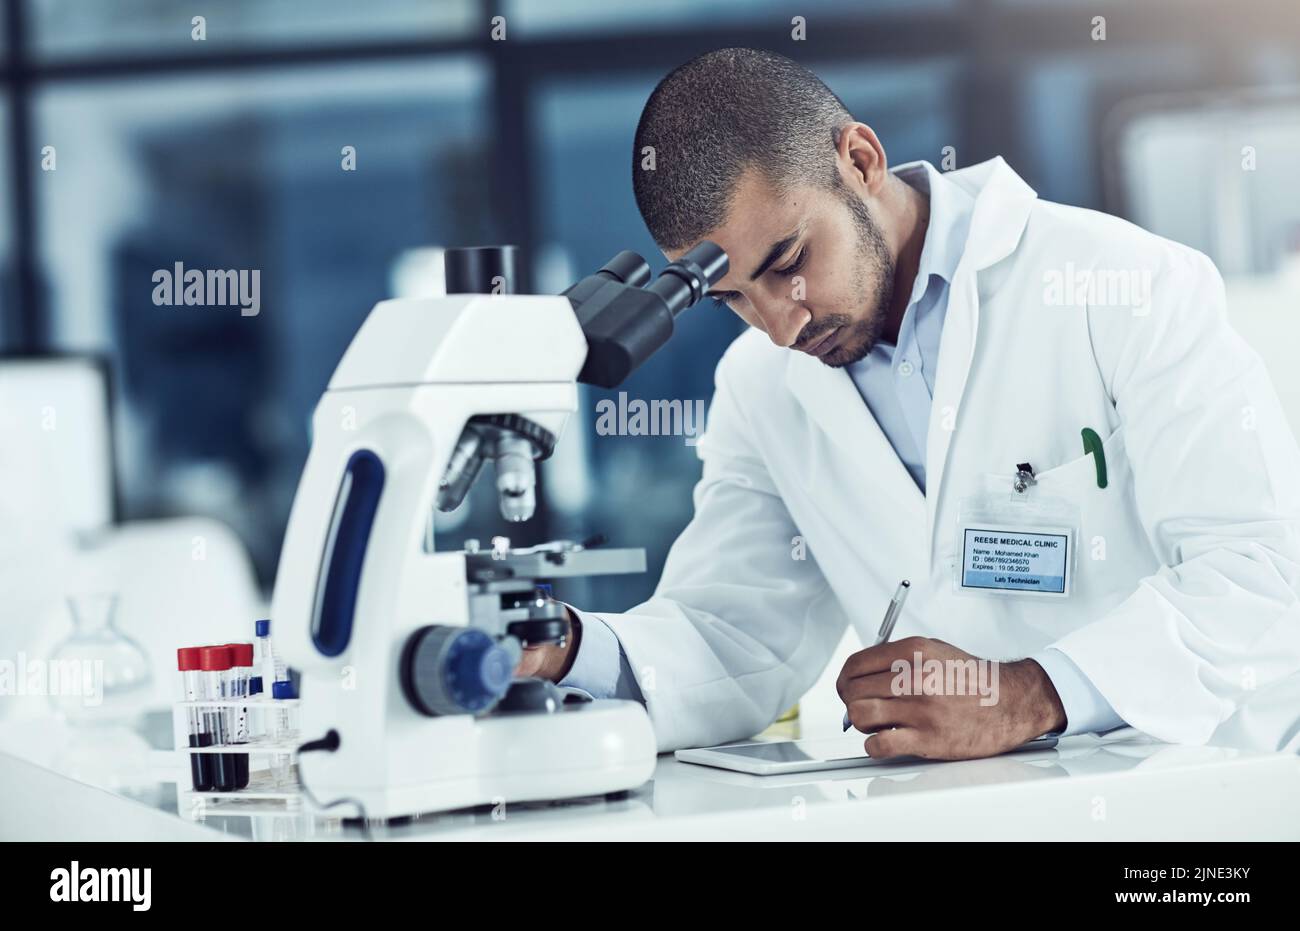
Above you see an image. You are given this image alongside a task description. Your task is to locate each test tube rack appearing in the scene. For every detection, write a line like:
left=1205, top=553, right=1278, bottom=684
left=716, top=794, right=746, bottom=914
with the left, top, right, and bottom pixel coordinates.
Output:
left=171, top=695, right=303, bottom=813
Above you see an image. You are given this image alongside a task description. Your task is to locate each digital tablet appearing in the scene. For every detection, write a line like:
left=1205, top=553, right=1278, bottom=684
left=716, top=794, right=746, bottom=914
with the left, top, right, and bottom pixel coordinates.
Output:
left=674, top=734, right=1058, bottom=776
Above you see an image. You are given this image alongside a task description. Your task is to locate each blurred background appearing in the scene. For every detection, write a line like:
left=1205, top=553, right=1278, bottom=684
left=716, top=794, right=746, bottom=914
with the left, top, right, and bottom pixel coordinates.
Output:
left=3, top=0, right=1300, bottom=727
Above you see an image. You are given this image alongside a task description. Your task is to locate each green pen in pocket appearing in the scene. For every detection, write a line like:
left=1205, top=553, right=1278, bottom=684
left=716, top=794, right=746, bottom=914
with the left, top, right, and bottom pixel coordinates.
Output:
left=1081, top=427, right=1108, bottom=489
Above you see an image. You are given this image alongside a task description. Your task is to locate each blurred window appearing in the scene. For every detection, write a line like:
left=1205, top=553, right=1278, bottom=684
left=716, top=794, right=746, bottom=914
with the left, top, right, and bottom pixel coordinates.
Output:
left=29, top=0, right=476, bottom=59
left=505, top=0, right=955, bottom=37
left=35, top=58, right=492, bottom=580
left=1114, top=92, right=1300, bottom=275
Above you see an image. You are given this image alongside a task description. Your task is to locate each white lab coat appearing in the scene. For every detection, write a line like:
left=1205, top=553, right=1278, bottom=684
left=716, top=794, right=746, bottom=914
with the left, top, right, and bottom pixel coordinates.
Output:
left=590, top=157, right=1300, bottom=754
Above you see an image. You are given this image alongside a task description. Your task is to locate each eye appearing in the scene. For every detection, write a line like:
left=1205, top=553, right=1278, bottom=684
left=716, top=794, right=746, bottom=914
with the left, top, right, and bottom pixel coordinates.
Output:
left=775, top=246, right=808, bottom=278
left=710, top=291, right=742, bottom=305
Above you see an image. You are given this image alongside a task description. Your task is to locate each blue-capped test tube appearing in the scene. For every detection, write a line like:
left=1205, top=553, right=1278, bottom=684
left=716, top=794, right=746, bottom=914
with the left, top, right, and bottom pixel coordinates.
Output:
left=252, top=619, right=274, bottom=697
left=271, top=678, right=298, bottom=786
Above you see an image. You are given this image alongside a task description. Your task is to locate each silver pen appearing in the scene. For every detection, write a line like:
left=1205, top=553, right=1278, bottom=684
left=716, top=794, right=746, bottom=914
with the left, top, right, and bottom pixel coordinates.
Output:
left=842, top=580, right=910, bottom=732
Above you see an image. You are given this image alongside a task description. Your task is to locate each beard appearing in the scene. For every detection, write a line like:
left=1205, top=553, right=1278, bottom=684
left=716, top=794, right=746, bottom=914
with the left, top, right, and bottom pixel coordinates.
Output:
left=796, top=184, right=895, bottom=368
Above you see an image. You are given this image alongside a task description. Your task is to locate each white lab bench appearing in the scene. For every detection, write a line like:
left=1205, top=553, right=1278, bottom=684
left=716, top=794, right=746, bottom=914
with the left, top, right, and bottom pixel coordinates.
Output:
left=3, top=712, right=1298, bottom=841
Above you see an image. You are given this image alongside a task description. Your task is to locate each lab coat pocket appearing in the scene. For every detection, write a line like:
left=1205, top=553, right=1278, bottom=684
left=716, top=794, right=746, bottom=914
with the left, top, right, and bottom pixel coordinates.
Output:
left=1033, top=426, right=1155, bottom=603
left=1030, top=424, right=1124, bottom=491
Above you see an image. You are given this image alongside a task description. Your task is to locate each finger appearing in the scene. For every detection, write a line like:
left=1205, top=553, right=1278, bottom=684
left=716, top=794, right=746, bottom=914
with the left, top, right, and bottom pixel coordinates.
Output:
left=837, top=669, right=901, bottom=703
left=837, top=636, right=929, bottom=689
left=864, top=726, right=926, bottom=759
left=846, top=696, right=923, bottom=734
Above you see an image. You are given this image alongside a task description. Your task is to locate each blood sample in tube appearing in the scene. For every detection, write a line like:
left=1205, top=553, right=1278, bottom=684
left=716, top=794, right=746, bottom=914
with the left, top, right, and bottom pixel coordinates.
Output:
left=224, top=642, right=254, bottom=789
left=199, top=646, right=238, bottom=792
left=177, top=647, right=213, bottom=791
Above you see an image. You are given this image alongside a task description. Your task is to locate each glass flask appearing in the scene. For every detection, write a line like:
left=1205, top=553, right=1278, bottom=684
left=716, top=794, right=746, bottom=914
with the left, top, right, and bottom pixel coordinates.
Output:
left=47, top=593, right=153, bottom=725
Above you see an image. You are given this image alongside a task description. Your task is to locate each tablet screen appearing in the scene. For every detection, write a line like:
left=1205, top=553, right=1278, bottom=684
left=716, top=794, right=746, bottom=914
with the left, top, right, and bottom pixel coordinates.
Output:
left=713, top=737, right=869, bottom=763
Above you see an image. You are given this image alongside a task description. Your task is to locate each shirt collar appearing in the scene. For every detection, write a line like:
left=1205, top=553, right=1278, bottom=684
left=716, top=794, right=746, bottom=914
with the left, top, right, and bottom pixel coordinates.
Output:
left=892, top=160, right=974, bottom=308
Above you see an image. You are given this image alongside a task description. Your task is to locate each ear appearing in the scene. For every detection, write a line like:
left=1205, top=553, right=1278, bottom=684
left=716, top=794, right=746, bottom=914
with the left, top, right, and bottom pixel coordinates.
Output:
left=837, top=122, right=889, bottom=197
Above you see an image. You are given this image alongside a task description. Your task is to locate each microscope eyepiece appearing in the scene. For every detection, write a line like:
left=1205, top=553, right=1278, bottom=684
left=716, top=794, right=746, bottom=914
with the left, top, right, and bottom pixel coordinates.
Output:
left=648, top=241, right=729, bottom=317
left=564, top=240, right=729, bottom=388
left=597, top=250, right=652, bottom=288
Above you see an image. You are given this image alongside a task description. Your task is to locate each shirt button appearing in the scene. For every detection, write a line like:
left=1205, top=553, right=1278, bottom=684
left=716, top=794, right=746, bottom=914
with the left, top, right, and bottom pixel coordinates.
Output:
left=898, top=360, right=915, bottom=377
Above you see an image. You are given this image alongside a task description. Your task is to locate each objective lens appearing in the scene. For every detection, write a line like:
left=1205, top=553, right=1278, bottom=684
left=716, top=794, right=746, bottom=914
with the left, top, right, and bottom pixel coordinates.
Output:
left=495, top=434, right=537, bottom=523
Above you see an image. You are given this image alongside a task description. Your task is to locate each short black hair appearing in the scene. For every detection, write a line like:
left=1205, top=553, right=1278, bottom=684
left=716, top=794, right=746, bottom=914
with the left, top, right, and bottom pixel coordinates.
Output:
left=632, top=47, right=853, bottom=251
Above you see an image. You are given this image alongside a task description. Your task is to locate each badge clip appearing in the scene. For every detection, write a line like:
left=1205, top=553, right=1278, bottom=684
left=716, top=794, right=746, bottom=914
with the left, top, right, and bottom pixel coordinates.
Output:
left=1013, top=462, right=1036, bottom=494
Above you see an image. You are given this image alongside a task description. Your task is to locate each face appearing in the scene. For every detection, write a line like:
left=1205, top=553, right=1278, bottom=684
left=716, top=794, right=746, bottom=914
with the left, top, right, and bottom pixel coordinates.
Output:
left=669, top=166, right=896, bottom=368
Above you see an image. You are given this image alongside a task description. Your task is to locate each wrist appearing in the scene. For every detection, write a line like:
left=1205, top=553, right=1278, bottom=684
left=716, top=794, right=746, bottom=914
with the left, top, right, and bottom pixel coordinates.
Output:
left=1013, top=658, right=1067, bottom=736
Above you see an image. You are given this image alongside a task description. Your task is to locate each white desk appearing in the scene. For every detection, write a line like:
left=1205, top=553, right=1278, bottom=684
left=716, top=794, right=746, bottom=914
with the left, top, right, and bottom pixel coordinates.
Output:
left=3, top=716, right=1298, bottom=841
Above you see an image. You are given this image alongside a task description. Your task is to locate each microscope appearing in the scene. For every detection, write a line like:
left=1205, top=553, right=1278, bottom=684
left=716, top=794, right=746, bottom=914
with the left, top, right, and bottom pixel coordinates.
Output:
left=270, top=241, right=727, bottom=818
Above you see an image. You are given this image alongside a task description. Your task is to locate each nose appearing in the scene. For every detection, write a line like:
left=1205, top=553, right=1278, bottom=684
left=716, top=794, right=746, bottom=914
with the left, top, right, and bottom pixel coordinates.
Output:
left=753, top=298, right=811, bottom=349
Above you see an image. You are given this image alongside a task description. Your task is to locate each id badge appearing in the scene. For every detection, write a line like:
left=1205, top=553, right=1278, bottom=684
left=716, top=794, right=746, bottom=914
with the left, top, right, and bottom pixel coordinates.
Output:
left=954, top=466, right=1079, bottom=599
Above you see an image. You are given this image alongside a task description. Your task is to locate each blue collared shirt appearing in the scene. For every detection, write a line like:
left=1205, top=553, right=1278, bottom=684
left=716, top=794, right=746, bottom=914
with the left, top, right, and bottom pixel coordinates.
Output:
left=844, top=162, right=964, bottom=490
left=564, top=161, right=1126, bottom=738
left=559, top=606, right=644, bottom=703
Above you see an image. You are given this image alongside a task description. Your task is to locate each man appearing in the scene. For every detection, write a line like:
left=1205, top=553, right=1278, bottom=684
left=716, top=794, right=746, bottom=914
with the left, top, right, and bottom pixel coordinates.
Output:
left=517, top=48, right=1300, bottom=759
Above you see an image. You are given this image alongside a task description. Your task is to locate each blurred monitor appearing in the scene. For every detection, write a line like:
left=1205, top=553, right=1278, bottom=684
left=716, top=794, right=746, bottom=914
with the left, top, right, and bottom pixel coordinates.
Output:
left=1108, top=89, right=1300, bottom=443
left=1108, top=89, right=1300, bottom=277
left=0, top=356, right=115, bottom=537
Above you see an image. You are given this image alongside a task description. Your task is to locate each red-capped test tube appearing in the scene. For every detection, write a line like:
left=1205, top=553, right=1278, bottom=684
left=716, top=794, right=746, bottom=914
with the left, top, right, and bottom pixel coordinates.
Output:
left=177, top=647, right=213, bottom=791
left=224, top=642, right=254, bottom=789
left=199, top=646, right=238, bottom=792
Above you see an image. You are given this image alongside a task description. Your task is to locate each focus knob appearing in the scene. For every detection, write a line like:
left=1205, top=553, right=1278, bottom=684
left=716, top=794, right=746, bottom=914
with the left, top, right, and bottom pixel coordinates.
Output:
left=400, top=625, right=518, bottom=716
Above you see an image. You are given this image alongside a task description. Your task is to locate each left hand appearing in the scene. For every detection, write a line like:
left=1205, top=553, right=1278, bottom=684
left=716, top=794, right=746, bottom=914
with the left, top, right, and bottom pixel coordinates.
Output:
left=513, top=607, right=582, bottom=682
left=836, top=636, right=1066, bottom=760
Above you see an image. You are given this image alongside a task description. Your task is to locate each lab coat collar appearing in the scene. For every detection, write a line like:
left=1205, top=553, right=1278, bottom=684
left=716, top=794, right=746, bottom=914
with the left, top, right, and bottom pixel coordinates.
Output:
left=922, top=156, right=1037, bottom=559
left=785, top=157, right=1038, bottom=561
left=932, top=156, right=1037, bottom=273
left=889, top=154, right=1029, bottom=273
